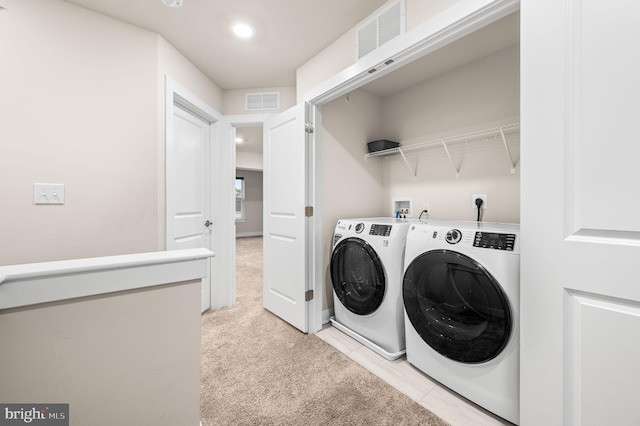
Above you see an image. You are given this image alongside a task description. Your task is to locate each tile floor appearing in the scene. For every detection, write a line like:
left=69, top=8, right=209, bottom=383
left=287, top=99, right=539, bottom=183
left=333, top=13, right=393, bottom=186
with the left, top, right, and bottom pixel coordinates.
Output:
left=316, top=325, right=513, bottom=426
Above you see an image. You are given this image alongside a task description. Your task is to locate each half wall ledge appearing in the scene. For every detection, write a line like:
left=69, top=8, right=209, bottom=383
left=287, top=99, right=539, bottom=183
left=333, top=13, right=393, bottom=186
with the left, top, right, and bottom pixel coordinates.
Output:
left=0, top=248, right=215, bottom=310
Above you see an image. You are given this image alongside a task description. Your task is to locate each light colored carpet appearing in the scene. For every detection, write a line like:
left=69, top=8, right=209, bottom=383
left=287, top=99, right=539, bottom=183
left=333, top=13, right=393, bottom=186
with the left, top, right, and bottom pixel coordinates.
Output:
left=200, top=236, right=449, bottom=426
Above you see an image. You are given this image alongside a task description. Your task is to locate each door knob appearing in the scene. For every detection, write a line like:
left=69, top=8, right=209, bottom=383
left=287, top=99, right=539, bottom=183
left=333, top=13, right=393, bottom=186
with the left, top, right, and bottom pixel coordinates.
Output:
left=205, top=220, right=212, bottom=228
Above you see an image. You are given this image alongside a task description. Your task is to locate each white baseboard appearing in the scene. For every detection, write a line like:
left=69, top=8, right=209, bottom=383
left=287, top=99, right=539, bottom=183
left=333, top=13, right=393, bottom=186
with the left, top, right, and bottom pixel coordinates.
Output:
left=236, top=232, right=263, bottom=238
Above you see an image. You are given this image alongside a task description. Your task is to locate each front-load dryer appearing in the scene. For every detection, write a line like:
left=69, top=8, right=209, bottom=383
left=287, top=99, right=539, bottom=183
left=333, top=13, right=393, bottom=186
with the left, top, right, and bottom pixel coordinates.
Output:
left=402, top=221, right=520, bottom=424
left=330, top=217, right=411, bottom=360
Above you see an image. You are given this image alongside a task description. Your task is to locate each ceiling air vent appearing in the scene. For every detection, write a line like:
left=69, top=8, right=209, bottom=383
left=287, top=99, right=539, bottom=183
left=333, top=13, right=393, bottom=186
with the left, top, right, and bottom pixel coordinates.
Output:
left=356, top=0, right=405, bottom=60
left=245, top=92, right=280, bottom=111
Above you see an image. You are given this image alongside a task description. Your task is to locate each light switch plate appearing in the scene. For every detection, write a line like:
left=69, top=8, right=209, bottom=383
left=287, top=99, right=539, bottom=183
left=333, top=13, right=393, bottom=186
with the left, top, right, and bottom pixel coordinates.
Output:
left=34, top=183, right=65, bottom=205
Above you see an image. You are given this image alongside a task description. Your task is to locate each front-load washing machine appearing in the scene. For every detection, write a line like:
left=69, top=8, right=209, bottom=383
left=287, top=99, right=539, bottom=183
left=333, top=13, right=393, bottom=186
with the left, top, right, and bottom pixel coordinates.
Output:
left=402, top=221, right=520, bottom=424
left=330, top=217, right=411, bottom=360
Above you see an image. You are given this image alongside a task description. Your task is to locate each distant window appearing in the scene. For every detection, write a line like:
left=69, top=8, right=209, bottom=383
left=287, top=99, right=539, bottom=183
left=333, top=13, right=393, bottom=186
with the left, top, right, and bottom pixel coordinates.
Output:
left=235, top=177, right=245, bottom=220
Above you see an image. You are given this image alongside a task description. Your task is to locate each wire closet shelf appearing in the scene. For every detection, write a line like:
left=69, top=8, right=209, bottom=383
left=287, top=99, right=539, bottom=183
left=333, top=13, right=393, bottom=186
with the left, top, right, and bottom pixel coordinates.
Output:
left=365, top=122, right=520, bottom=177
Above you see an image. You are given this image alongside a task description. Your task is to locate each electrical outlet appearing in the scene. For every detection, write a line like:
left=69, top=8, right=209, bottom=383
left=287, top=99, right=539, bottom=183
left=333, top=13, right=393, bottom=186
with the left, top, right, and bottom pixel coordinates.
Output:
left=472, top=194, right=487, bottom=209
left=417, top=203, right=430, bottom=219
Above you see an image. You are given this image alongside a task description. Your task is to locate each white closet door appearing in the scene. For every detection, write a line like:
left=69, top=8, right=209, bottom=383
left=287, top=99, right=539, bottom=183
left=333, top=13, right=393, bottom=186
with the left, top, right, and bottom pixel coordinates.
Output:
left=521, top=1, right=640, bottom=425
left=262, top=104, right=309, bottom=332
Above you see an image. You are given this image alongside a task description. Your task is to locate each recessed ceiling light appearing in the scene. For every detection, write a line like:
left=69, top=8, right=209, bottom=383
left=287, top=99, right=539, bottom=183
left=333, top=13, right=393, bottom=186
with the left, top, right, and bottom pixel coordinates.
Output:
left=232, top=23, right=254, bottom=39
left=235, top=137, right=244, bottom=144
left=161, top=0, right=183, bottom=8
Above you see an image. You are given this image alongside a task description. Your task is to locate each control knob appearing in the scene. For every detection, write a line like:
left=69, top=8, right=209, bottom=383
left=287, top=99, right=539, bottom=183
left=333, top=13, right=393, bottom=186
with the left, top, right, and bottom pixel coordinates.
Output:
left=445, top=229, right=462, bottom=244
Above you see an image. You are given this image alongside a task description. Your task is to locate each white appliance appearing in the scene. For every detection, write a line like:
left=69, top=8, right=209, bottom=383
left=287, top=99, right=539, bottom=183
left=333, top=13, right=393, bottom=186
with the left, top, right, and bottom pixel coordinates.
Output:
left=330, top=217, right=411, bottom=360
left=402, top=221, right=520, bottom=424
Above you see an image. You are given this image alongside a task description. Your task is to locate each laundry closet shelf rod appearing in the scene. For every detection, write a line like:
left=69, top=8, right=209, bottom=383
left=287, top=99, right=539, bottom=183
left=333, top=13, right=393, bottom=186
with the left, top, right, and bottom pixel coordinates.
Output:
left=365, top=123, right=520, bottom=177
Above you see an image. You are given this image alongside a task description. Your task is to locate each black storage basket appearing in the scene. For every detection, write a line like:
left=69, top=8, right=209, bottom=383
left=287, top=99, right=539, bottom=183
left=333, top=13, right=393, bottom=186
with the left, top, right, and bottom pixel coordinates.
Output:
left=367, top=139, right=399, bottom=153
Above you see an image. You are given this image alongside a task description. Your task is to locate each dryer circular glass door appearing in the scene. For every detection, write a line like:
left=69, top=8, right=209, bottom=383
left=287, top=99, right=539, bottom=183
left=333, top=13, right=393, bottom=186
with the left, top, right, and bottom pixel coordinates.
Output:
left=330, top=237, right=386, bottom=315
left=403, top=249, right=512, bottom=363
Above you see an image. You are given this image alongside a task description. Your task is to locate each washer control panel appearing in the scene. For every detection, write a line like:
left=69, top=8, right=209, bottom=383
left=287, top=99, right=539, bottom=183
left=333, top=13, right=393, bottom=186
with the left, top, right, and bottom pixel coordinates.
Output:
left=473, top=232, right=516, bottom=251
left=369, top=224, right=392, bottom=236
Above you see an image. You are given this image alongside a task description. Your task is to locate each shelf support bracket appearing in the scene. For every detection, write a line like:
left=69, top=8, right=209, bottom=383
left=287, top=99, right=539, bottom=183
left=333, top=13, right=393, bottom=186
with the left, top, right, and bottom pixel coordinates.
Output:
left=500, top=127, right=516, bottom=173
left=398, top=147, right=417, bottom=177
left=441, top=140, right=460, bottom=178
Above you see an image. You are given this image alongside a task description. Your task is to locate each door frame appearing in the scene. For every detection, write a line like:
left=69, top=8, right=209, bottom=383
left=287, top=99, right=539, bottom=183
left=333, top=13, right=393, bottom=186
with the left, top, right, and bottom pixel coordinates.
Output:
left=227, top=110, right=322, bottom=333
left=165, top=76, right=235, bottom=310
left=302, top=0, right=520, bottom=333
left=225, top=113, right=272, bottom=313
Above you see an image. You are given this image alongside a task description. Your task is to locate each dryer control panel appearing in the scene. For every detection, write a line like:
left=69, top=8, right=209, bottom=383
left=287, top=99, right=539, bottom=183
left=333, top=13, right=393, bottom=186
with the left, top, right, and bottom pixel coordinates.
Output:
left=473, top=232, right=516, bottom=251
left=370, top=224, right=392, bottom=236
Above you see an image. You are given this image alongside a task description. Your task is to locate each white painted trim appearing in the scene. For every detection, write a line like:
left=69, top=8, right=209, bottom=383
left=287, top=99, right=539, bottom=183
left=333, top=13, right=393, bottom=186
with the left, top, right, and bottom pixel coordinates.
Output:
left=165, top=76, right=235, bottom=310
left=210, top=115, right=236, bottom=310
left=0, top=248, right=214, bottom=310
left=225, top=113, right=274, bottom=127
left=308, top=103, right=323, bottom=334
left=304, top=0, right=520, bottom=334
left=224, top=113, right=271, bottom=312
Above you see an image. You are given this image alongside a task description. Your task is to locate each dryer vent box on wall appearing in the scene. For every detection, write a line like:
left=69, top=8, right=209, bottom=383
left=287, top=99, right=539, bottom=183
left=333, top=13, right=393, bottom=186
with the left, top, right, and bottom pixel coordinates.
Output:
left=367, top=139, right=399, bottom=153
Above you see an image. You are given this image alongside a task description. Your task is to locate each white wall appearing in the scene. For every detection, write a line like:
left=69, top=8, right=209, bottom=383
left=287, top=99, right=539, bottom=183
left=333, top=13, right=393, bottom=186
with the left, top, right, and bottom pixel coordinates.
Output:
left=296, top=0, right=465, bottom=101
left=0, top=280, right=202, bottom=426
left=0, top=0, right=223, bottom=265
left=321, top=88, right=385, bottom=309
left=158, top=40, right=223, bottom=112
left=380, top=45, right=520, bottom=223
left=236, top=169, right=263, bottom=237
left=405, top=0, right=463, bottom=29
left=236, top=152, right=263, bottom=171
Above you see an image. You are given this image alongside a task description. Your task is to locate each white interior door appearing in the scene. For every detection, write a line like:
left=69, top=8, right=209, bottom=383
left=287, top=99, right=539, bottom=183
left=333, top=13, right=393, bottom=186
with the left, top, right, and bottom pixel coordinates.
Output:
left=263, top=104, right=308, bottom=332
left=521, top=1, right=640, bottom=425
left=167, top=104, right=212, bottom=313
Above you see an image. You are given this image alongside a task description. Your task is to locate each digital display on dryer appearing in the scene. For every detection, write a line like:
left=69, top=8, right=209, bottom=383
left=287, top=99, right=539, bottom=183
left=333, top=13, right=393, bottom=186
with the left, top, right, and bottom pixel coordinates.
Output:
left=369, top=225, right=392, bottom=236
left=473, top=232, right=516, bottom=250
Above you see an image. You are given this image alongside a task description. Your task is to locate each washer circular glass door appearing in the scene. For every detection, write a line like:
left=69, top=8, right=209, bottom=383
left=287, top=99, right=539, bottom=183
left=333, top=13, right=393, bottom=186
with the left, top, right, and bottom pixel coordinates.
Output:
left=403, top=249, right=512, bottom=363
left=330, top=237, right=386, bottom=315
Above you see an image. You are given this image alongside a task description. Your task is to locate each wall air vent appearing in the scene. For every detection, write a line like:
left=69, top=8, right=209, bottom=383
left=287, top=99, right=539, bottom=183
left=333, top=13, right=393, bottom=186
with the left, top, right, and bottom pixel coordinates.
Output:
left=245, top=92, right=280, bottom=111
left=356, top=0, right=405, bottom=60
